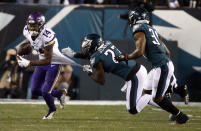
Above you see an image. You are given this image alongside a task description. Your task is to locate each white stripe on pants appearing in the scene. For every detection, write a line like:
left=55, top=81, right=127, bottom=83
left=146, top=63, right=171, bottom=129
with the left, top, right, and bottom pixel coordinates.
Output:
left=125, top=65, right=151, bottom=113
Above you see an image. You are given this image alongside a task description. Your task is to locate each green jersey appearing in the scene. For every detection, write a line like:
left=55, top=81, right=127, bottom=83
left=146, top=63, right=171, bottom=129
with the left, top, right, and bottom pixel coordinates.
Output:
left=132, top=23, right=170, bottom=67
left=90, top=41, right=136, bottom=80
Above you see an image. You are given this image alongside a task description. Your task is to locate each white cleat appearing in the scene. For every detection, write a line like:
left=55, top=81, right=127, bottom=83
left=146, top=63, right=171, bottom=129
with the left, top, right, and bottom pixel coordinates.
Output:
left=59, top=89, right=67, bottom=109
left=42, top=111, right=56, bottom=120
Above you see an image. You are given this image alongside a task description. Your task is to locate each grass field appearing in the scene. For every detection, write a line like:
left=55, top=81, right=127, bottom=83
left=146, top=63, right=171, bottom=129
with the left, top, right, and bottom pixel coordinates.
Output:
left=0, top=104, right=201, bottom=131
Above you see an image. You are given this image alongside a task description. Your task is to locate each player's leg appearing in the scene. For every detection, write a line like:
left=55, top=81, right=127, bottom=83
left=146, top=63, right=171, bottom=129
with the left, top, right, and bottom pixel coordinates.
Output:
left=152, top=61, right=188, bottom=124
left=31, top=66, right=46, bottom=97
left=166, top=74, right=189, bottom=104
left=41, top=65, right=64, bottom=119
left=126, top=65, right=151, bottom=114
left=144, top=69, right=160, bottom=108
left=135, top=65, right=152, bottom=112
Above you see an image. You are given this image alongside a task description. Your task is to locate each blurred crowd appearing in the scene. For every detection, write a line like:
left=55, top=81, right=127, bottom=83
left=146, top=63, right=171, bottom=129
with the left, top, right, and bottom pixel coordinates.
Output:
left=0, top=0, right=200, bottom=8
left=0, top=49, right=79, bottom=100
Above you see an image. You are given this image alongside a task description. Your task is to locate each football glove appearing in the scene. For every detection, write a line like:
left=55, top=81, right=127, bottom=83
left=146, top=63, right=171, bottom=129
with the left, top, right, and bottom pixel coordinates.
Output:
left=115, top=54, right=128, bottom=62
left=17, top=55, right=30, bottom=67
left=83, top=65, right=93, bottom=75
left=62, top=47, right=76, bottom=58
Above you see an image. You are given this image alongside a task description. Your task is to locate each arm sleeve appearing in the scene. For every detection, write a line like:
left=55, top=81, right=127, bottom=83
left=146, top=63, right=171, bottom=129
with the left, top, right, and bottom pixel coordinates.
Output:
left=74, top=53, right=89, bottom=59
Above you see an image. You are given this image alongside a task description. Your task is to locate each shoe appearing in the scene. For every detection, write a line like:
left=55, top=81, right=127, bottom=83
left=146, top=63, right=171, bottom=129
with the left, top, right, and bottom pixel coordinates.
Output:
left=175, top=112, right=189, bottom=124
left=59, top=89, right=67, bottom=109
left=42, top=111, right=56, bottom=119
left=169, top=114, right=176, bottom=121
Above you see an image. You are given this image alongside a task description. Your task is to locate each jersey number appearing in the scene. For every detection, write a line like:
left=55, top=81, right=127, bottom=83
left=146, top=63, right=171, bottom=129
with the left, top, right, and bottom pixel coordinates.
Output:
left=43, top=30, right=51, bottom=38
left=104, top=46, right=118, bottom=63
left=149, top=28, right=160, bottom=45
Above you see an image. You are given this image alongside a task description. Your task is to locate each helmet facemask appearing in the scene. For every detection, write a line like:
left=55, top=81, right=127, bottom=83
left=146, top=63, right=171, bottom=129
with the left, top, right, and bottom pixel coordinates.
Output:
left=81, top=34, right=103, bottom=57
left=27, top=12, right=45, bottom=38
left=129, top=8, right=150, bottom=27
left=81, top=38, right=93, bottom=56
left=27, top=23, right=40, bottom=37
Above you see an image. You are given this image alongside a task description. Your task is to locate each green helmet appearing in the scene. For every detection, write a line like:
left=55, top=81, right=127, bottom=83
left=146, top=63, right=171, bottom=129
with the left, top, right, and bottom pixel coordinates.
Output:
left=129, top=7, right=150, bottom=27
left=81, top=34, right=103, bottom=56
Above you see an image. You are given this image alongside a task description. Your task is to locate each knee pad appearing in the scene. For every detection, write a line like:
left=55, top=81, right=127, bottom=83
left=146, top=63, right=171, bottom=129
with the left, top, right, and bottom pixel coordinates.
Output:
left=128, top=107, right=138, bottom=115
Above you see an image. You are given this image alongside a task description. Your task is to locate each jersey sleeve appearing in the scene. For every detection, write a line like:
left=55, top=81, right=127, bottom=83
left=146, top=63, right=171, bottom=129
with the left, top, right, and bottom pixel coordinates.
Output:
left=42, top=29, right=56, bottom=47
left=132, top=23, right=146, bottom=35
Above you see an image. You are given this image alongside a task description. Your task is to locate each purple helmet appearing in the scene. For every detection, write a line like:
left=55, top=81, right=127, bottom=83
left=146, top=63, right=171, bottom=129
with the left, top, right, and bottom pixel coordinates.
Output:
left=27, top=12, right=45, bottom=37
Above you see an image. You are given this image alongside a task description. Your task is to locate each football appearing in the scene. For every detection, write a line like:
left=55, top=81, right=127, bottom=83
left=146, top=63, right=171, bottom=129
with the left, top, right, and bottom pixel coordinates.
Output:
left=17, top=41, right=32, bottom=56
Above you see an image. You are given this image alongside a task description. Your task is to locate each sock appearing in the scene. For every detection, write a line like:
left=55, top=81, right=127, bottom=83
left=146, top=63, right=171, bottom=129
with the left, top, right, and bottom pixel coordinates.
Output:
left=157, top=97, right=180, bottom=115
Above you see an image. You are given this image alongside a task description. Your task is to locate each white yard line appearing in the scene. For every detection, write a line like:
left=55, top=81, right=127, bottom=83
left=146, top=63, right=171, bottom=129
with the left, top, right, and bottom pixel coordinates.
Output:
left=0, top=99, right=201, bottom=106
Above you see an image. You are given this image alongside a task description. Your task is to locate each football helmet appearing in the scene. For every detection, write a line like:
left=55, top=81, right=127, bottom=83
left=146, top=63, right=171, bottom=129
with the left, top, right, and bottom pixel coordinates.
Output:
left=128, top=7, right=150, bottom=27
left=27, top=12, right=45, bottom=37
left=81, top=34, right=103, bottom=56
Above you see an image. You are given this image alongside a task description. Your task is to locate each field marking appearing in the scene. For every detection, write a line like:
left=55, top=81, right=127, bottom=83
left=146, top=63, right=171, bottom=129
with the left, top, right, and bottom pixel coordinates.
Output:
left=0, top=99, right=201, bottom=106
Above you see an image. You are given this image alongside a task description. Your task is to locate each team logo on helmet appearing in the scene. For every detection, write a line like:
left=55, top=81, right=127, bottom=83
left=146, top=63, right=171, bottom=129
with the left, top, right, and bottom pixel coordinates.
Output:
left=81, top=34, right=103, bottom=57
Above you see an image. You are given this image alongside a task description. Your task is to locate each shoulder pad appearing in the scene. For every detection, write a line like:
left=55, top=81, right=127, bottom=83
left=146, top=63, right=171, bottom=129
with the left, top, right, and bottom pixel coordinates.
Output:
left=132, top=23, right=146, bottom=34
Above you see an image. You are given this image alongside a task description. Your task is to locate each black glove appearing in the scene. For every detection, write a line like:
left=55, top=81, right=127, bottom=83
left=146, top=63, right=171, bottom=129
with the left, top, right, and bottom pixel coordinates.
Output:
left=115, top=54, right=127, bottom=61
left=115, top=54, right=128, bottom=64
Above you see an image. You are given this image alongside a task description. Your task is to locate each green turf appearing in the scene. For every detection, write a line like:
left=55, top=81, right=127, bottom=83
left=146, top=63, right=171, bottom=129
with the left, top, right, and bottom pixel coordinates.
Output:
left=0, top=104, right=201, bottom=131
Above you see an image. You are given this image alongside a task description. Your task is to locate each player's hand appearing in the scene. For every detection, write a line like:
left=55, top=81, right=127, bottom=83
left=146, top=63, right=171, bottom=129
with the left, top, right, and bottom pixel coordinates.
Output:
left=62, top=47, right=76, bottom=58
left=83, top=65, right=93, bottom=75
left=115, top=54, right=127, bottom=62
left=17, top=55, right=30, bottom=67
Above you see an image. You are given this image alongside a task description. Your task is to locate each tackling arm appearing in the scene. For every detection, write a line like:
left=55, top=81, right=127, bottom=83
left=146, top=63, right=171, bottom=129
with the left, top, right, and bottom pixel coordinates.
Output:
left=74, top=53, right=89, bottom=59
left=62, top=47, right=89, bottom=60
left=115, top=32, right=146, bottom=62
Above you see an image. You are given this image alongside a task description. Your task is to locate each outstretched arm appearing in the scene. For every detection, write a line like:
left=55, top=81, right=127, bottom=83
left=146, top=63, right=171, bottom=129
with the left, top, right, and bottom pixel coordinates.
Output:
left=74, top=53, right=89, bottom=59
left=115, top=32, right=146, bottom=62
left=62, top=47, right=89, bottom=60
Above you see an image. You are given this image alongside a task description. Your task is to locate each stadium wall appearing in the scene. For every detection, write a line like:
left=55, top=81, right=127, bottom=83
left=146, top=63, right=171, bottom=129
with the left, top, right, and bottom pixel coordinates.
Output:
left=0, top=4, right=200, bottom=101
